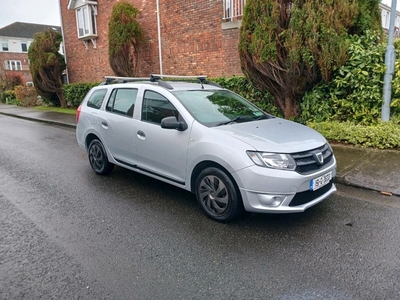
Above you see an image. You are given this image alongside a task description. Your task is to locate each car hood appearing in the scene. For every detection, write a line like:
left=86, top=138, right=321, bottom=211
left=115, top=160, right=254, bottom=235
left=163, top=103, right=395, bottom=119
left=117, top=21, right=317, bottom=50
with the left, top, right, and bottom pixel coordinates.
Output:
left=214, top=118, right=327, bottom=153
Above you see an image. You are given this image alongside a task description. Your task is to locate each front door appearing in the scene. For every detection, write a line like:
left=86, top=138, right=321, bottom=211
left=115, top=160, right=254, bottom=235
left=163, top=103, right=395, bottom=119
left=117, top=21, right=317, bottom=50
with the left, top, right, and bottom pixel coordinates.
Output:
left=135, top=90, right=190, bottom=185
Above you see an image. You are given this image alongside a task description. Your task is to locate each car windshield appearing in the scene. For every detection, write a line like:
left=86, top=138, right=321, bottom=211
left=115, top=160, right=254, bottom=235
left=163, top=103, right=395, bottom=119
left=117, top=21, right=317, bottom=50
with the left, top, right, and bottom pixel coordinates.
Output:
left=172, top=89, right=271, bottom=127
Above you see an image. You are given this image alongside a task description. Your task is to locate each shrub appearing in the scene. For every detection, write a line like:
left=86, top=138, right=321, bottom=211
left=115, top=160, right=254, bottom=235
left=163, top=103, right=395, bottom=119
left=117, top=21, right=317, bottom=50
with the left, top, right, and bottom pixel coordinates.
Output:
left=299, top=31, right=387, bottom=125
left=0, top=90, right=17, bottom=104
left=308, top=120, right=400, bottom=149
left=0, top=72, right=23, bottom=91
left=14, top=85, right=41, bottom=107
left=62, top=82, right=99, bottom=107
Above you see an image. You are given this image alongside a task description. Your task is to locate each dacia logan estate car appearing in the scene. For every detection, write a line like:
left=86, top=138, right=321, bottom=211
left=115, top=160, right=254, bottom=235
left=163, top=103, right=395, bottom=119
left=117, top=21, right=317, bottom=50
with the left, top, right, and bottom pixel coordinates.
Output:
left=76, top=75, right=337, bottom=222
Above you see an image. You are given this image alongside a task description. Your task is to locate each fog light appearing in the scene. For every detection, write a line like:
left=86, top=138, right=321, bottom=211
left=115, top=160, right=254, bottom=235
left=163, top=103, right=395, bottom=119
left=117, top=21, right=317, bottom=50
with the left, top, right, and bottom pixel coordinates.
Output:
left=271, top=197, right=283, bottom=207
left=259, top=195, right=286, bottom=207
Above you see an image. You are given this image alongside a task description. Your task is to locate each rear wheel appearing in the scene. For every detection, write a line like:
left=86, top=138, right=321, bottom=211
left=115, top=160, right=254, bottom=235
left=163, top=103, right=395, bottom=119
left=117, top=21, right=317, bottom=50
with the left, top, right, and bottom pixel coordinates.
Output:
left=195, top=167, right=243, bottom=222
left=88, top=139, right=114, bottom=175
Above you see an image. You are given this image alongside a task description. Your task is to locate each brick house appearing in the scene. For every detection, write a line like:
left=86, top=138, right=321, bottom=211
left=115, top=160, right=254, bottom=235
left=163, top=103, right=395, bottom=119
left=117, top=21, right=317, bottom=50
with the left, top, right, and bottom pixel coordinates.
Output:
left=60, top=1, right=399, bottom=84
left=0, top=22, right=62, bottom=84
left=60, top=0, right=246, bottom=83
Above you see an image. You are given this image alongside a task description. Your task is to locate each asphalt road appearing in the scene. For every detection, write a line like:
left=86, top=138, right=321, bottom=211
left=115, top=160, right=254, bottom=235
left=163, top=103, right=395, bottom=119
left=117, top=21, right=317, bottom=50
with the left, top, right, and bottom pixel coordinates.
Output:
left=1, top=115, right=400, bottom=300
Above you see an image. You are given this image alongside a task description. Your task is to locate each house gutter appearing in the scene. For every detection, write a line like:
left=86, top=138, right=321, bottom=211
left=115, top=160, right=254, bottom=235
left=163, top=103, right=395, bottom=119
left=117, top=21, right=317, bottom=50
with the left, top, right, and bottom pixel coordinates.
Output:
left=156, top=0, right=163, bottom=74
left=59, top=0, right=69, bottom=83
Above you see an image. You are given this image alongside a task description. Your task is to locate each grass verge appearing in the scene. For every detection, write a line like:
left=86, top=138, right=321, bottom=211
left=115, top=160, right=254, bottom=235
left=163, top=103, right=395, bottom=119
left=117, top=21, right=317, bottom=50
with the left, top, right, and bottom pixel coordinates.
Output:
left=34, top=106, right=77, bottom=115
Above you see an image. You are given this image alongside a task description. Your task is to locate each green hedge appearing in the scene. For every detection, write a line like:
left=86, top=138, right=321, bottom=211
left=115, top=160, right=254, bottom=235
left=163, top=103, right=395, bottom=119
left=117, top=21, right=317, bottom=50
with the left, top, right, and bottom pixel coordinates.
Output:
left=308, top=120, right=400, bottom=149
left=62, top=82, right=99, bottom=107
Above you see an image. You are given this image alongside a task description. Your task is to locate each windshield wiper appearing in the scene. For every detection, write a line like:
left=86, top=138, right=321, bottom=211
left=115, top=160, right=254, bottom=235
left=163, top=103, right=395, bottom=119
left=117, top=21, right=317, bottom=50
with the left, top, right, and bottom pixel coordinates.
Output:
left=253, top=114, right=273, bottom=120
left=216, top=116, right=252, bottom=126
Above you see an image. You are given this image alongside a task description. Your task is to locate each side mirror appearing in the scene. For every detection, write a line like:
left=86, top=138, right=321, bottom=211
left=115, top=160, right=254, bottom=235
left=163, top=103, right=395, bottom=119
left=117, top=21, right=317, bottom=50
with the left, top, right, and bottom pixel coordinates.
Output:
left=161, top=116, right=188, bottom=131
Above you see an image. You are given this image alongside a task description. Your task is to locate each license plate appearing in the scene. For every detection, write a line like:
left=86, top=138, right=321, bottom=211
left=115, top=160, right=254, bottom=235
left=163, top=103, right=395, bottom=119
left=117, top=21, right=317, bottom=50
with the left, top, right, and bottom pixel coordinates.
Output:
left=310, top=171, right=332, bottom=191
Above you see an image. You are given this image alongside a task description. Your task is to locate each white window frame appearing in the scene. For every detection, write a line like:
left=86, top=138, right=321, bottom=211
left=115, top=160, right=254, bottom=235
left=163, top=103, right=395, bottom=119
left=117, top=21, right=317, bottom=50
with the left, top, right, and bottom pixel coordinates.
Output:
left=223, top=0, right=245, bottom=21
left=5, top=60, right=22, bottom=71
left=68, top=0, right=98, bottom=49
left=76, top=4, right=97, bottom=39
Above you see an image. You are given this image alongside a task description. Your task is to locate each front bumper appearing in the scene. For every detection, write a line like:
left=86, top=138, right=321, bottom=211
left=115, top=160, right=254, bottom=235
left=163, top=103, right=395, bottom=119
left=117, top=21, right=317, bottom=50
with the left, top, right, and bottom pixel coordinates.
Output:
left=233, top=156, right=337, bottom=213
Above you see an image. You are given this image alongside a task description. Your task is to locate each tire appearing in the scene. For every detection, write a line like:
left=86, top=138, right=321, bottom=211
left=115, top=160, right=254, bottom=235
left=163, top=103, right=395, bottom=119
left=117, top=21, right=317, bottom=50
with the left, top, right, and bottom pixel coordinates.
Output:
left=195, top=167, right=243, bottom=222
left=88, top=139, right=114, bottom=175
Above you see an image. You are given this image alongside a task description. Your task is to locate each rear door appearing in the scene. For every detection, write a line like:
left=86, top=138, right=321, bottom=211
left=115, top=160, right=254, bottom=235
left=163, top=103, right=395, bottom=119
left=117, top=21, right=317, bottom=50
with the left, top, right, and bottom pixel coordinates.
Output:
left=98, top=87, right=138, bottom=167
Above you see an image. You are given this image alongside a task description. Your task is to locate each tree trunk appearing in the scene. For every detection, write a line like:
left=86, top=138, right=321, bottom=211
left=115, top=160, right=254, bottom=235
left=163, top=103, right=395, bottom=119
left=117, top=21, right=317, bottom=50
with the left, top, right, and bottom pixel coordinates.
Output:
left=57, top=92, right=67, bottom=108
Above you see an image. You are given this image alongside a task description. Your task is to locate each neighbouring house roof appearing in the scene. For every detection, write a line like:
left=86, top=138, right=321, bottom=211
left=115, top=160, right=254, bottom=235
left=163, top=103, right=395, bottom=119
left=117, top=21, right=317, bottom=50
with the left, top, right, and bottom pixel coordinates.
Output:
left=0, top=22, right=61, bottom=39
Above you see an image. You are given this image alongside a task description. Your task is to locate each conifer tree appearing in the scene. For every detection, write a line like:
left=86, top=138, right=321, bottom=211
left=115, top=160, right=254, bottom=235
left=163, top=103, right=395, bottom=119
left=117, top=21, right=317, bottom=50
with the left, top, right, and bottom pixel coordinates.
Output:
left=108, top=1, right=144, bottom=77
left=239, top=0, right=382, bottom=118
left=28, top=29, right=66, bottom=107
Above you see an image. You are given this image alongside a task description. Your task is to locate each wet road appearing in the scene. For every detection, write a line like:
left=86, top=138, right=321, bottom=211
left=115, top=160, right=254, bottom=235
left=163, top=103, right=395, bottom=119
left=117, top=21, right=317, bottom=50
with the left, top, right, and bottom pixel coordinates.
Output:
left=1, top=115, right=400, bottom=299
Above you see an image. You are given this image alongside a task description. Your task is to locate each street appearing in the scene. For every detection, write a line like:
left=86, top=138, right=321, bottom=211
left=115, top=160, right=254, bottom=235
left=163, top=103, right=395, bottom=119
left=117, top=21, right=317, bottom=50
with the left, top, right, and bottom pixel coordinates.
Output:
left=1, top=115, right=400, bottom=299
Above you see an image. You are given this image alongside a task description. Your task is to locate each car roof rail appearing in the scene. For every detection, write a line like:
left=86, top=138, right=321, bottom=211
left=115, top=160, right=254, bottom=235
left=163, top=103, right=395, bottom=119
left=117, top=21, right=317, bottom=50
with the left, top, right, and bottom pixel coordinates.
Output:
left=100, top=74, right=222, bottom=89
left=150, top=74, right=222, bottom=89
left=101, top=76, right=151, bottom=85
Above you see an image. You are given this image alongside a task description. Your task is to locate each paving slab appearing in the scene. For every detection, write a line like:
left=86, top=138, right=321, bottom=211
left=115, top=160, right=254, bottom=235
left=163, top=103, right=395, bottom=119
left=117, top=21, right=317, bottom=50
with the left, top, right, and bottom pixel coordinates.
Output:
left=0, top=104, right=76, bottom=128
left=333, top=145, right=400, bottom=196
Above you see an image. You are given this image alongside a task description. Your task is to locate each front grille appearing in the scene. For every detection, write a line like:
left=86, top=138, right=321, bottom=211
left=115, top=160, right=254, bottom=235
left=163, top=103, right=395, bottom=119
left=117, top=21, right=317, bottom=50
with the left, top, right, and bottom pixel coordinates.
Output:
left=289, top=181, right=333, bottom=207
left=292, top=143, right=333, bottom=175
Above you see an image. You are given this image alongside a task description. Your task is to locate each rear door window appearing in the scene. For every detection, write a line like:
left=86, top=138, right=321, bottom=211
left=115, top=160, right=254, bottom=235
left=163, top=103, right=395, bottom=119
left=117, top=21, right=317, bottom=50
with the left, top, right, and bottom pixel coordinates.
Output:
left=106, top=88, right=138, bottom=117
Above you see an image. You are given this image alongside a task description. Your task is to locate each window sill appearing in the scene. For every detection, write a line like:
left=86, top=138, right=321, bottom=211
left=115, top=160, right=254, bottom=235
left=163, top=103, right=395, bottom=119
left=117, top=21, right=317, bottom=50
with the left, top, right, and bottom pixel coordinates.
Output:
left=78, top=34, right=98, bottom=41
left=221, top=20, right=242, bottom=30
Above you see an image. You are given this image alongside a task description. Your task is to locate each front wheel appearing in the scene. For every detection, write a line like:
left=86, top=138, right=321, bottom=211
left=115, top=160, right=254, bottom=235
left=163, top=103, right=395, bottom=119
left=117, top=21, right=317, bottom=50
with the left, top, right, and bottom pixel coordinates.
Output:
left=195, top=167, right=243, bottom=222
left=88, top=139, right=114, bottom=175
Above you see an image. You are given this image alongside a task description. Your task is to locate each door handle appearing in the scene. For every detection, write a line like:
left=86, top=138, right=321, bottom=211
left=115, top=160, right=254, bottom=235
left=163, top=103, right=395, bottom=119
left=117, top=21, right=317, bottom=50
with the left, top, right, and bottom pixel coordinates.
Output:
left=101, top=121, right=108, bottom=128
left=137, top=130, right=146, bottom=138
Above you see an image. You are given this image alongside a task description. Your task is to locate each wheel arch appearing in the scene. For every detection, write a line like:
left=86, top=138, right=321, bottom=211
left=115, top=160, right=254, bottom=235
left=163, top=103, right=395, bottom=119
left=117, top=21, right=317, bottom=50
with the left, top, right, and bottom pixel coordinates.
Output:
left=85, top=133, right=101, bottom=151
left=190, top=161, right=240, bottom=195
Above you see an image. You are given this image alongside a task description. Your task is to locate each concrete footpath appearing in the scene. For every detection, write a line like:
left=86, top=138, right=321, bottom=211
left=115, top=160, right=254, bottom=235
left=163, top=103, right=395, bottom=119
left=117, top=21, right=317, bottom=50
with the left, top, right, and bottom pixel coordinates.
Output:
left=0, top=103, right=399, bottom=196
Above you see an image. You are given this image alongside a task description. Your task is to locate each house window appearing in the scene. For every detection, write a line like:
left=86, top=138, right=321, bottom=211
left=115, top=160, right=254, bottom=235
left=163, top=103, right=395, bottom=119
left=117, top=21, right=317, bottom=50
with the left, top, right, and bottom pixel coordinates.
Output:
left=5, top=60, right=22, bottom=70
left=21, top=42, right=28, bottom=52
left=223, top=0, right=245, bottom=21
left=1, top=41, right=8, bottom=51
left=76, top=4, right=97, bottom=38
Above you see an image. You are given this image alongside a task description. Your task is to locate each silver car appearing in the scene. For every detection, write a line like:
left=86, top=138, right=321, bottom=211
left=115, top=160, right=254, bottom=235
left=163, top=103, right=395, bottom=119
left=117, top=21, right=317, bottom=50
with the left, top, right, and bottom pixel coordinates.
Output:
left=76, top=75, right=337, bottom=222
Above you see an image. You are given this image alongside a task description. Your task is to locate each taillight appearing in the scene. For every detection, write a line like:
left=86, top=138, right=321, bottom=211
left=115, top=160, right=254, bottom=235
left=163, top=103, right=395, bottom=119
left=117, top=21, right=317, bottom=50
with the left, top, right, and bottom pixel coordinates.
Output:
left=76, top=105, right=82, bottom=123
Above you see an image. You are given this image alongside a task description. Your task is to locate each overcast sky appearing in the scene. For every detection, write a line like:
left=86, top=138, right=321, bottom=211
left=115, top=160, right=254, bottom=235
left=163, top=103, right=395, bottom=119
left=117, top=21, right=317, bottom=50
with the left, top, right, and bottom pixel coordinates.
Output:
left=382, top=0, right=400, bottom=9
left=0, top=0, right=61, bottom=29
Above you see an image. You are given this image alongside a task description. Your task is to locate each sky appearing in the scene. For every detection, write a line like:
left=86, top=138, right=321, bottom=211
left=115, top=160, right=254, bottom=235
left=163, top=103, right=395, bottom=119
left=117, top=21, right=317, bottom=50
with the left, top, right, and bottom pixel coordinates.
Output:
left=382, top=0, right=400, bottom=9
left=0, top=0, right=61, bottom=29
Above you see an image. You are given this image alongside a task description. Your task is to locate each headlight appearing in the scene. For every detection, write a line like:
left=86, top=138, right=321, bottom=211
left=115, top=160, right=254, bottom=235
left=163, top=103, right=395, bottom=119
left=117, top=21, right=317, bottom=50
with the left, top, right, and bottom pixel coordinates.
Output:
left=246, top=151, right=296, bottom=170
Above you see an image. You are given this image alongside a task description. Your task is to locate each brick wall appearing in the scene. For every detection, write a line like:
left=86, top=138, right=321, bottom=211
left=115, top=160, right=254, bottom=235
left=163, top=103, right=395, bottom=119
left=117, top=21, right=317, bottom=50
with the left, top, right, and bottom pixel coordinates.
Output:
left=0, top=52, right=32, bottom=83
left=60, top=0, right=243, bottom=83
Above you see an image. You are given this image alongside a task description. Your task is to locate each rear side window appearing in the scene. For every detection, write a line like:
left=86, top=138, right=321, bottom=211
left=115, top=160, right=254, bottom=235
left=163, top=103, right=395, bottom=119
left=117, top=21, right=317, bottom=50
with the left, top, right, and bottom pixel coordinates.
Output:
left=141, top=90, right=178, bottom=124
left=106, top=88, right=138, bottom=117
left=87, top=89, right=107, bottom=109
